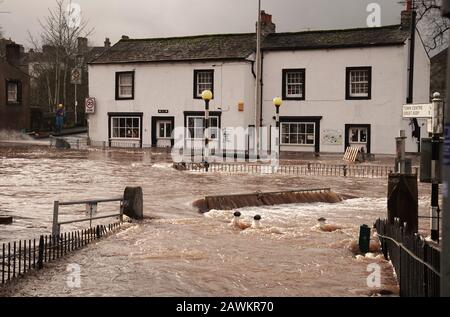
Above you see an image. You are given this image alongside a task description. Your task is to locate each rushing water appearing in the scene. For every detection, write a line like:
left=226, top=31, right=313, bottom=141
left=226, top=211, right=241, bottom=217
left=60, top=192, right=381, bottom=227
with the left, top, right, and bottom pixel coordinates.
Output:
left=1, top=144, right=431, bottom=296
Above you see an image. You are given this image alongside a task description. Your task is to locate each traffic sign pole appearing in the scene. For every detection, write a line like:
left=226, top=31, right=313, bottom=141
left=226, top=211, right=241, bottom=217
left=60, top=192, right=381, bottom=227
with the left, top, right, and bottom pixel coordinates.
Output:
left=441, top=0, right=450, bottom=296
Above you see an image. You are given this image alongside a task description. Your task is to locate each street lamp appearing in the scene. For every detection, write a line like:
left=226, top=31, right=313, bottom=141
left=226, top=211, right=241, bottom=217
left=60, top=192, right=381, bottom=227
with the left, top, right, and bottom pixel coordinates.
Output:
left=202, top=90, right=213, bottom=172
left=273, top=97, right=282, bottom=160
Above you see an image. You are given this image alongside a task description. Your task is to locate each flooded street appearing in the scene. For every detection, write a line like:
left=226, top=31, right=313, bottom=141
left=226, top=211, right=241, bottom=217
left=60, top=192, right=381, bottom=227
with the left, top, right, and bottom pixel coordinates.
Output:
left=0, top=145, right=432, bottom=296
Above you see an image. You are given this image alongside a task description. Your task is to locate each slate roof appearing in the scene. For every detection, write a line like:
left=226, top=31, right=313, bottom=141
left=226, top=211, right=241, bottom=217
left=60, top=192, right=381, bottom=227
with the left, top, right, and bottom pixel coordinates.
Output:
left=263, top=25, right=409, bottom=51
left=90, top=25, right=409, bottom=65
left=90, top=33, right=256, bottom=64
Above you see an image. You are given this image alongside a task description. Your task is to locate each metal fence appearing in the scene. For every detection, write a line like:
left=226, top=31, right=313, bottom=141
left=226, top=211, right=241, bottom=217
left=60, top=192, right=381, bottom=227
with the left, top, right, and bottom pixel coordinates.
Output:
left=52, top=197, right=124, bottom=236
left=1, top=221, right=123, bottom=286
left=178, top=162, right=412, bottom=178
left=50, top=136, right=89, bottom=150
left=375, top=218, right=440, bottom=297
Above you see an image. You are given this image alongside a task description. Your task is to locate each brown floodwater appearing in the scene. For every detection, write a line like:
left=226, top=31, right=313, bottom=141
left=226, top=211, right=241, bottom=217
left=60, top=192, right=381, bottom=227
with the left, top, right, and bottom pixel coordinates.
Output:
left=0, top=145, right=433, bottom=296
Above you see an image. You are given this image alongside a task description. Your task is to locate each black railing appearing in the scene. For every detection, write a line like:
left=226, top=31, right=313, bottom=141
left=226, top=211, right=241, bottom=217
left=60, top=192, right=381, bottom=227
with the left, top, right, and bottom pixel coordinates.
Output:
left=1, top=221, right=124, bottom=286
left=177, top=162, right=409, bottom=179
left=375, top=218, right=440, bottom=297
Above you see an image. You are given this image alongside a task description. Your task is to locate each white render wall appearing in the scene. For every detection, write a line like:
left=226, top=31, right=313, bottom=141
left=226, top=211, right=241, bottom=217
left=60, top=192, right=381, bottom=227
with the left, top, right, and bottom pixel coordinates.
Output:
left=88, top=60, right=256, bottom=147
left=262, top=43, right=430, bottom=154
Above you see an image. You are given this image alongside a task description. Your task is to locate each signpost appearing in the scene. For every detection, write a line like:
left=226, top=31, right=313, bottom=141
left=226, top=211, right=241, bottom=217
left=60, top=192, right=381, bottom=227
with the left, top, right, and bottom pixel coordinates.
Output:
left=71, top=68, right=82, bottom=125
left=403, top=98, right=443, bottom=243
left=402, top=103, right=432, bottom=118
left=441, top=0, right=450, bottom=300
left=85, top=97, right=95, bottom=114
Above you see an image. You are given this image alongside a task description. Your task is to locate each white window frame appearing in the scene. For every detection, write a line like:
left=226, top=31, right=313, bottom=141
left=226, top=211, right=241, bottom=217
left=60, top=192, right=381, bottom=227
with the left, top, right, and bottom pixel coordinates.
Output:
left=186, top=116, right=219, bottom=140
left=117, top=73, right=133, bottom=99
left=111, top=116, right=141, bottom=140
left=7, top=82, right=18, bottom=103
left=349, top=69, right=369, bottom=98
left=281, top=122, right=315, bottom=146
left=195, top=70, right=213, bottom=98
left=285, top=71, right=304, bottom=98
left=157, top=121, right=173, bottom=139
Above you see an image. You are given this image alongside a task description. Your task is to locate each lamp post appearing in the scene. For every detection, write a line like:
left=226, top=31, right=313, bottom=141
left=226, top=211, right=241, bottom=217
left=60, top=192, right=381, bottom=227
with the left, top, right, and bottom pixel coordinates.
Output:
left=273, top=97, right=282, bottom=161
left=202, top=90, right=213, bottom=172
left=441, top=0, right=450, bottom=297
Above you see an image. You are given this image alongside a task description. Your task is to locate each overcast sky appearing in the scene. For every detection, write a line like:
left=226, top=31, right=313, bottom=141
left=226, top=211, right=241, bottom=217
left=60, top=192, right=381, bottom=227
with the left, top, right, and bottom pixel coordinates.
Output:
left=0, top=0, right=404, bottom=48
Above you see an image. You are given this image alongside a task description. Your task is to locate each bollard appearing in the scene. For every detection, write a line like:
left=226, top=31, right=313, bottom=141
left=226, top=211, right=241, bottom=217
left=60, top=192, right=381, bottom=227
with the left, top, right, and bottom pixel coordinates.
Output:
left=359, top=224, right=371, bottom=254
left=123, top=187, right=144, bottom=220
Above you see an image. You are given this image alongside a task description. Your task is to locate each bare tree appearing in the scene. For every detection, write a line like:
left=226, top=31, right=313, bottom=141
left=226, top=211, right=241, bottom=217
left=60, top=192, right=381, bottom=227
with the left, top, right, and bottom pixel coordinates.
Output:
left=414, top=0, right=450, bottom=53
left=28, top=0, right=93, bottom=114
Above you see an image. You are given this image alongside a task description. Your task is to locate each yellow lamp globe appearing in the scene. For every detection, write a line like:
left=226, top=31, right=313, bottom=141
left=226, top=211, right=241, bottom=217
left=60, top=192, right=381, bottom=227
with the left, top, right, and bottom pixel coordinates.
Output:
left=273, top=97, right=282, bottom=107
left=201, top=90, right=213, bottom=101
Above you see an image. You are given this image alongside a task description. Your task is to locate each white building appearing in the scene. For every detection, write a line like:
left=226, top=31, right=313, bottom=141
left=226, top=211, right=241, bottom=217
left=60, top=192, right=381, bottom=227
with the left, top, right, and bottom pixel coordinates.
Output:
left=88, top=9, right=430, bottom=155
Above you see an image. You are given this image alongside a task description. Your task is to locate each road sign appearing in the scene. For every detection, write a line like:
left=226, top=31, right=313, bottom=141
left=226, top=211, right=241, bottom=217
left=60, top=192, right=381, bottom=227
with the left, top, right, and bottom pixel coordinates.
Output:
left=71, top=68, right=82, bottom=85
left=85, top=97, right=95, bottom=114
left=402, top=103, right=433, bottom=118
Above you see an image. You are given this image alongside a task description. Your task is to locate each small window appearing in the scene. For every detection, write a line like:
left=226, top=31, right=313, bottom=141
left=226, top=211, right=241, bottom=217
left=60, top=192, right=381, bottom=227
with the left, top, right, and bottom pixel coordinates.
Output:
left=346, top=67, right=371, bottom=100
left=194, top=70, right=214, bottom=99
left=282, top=69, right=305, bottom=100
left=6, top=80, right=21, bottom=104
left=186, top=116, right=219, bottom=139
left=111, top=116, right=140, bottom=139
left=349, top=128, right=368, bottom=143
left=281, top=122, right=315, bottom=145
left=158, top=121, right=173, bottom=139
left=116, top=72, right=134, bottom=100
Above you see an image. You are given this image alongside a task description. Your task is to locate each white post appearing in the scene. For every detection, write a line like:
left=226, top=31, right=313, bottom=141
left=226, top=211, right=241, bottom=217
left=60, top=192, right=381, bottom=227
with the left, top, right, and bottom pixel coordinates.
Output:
left=255, top=0, right=262, bottom=159
left=74, top=83, right=78, bottom=126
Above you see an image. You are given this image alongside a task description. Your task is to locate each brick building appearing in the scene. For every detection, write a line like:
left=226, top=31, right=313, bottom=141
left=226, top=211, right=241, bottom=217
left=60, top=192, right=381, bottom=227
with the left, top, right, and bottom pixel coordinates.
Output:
left=0, top=42, right=30, bottom=131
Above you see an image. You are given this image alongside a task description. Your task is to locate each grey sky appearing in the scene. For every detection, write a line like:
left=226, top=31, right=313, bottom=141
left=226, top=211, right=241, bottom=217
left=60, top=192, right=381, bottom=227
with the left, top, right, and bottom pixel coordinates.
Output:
left=0, top=0, right=404, bottom=48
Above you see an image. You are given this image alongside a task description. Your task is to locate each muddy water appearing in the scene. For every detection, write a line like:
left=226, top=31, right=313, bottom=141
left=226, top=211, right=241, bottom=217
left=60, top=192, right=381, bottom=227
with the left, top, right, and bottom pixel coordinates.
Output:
left=0, top=145, right=429, bottom=296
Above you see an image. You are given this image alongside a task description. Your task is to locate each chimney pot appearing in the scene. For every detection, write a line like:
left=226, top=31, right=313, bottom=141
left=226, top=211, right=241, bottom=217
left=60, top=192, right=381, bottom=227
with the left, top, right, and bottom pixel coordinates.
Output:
left=121, top=35, right=129, bottom=40
left=104, top=37, right=111, bottom=48
left=257, top=10, right=276, bottom=37
left=406, top=0, right=412, bottom=11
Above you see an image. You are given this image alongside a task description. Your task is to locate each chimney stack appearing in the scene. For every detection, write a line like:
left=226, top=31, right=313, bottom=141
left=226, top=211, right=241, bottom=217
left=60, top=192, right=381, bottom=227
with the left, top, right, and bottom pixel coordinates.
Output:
left=104, top=37, right=111, bottom=48
left=121, top=35, right=130, bottom=40
left=401, top=0, right=414, bottom=30
left=77, top=37, right=88, bottom=54
left=257, top=10, right=276, bottom=38
left=6, top=44, right=21, bottom=65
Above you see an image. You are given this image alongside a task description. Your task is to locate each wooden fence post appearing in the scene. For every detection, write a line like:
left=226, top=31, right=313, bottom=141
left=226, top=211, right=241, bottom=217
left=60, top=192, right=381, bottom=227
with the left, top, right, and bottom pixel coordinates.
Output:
left=37, top=236, right=44, bottom=270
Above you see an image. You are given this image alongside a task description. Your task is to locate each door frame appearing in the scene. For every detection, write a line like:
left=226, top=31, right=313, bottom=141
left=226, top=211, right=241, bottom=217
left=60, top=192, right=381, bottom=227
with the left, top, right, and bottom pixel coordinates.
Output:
left=344, top=124, right=371, bottom=154
left=151, top=116, right=175, bottom=147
